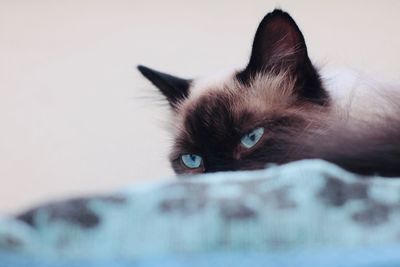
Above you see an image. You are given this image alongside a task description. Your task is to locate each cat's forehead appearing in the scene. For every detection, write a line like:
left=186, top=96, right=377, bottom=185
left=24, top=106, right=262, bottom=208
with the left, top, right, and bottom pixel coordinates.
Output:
left=172, top=71, right=297, bottom=142
left=179, top=70, right=296, bottom=117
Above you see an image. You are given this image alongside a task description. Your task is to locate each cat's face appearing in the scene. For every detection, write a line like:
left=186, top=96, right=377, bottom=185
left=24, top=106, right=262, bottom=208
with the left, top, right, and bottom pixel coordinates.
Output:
left=139, top=9, right=329, bottom=174
left=169, top=73, right=317, bottom=174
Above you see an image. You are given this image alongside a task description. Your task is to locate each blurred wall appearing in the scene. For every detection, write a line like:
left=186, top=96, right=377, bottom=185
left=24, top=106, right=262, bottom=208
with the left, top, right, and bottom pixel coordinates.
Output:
left=1, top=0, right=399, bottom=213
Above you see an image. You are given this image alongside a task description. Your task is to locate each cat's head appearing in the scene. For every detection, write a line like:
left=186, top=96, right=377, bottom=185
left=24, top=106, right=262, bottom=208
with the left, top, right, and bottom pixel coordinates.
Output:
left=138, top=9, right=329, bottom=174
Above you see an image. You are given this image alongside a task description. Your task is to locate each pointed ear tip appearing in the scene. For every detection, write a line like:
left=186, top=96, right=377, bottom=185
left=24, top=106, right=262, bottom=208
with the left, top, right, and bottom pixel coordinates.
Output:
left=271, top=8, right=285, bottom=14
left=264, top=9, right=294, bottom=22
left=137, top=65, right=147, bottom=73
left=137, top=65, right=155, bottom=78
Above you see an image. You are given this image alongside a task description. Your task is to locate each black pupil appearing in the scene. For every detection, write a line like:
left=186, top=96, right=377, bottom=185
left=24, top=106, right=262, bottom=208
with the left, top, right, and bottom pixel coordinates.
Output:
left=190, top=154, right=196, bottom=161
left=249, top=133, right=256, bottom=141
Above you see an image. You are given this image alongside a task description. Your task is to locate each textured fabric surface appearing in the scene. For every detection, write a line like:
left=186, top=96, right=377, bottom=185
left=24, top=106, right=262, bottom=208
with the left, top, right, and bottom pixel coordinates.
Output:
left=1, top=160, right=400, bottom=264
left=2, top=246, right=400, bottom=267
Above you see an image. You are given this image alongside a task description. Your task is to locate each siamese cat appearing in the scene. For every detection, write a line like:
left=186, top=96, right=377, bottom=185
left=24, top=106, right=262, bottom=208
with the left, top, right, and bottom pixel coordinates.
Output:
left=138, top=9, right=400, bottom=177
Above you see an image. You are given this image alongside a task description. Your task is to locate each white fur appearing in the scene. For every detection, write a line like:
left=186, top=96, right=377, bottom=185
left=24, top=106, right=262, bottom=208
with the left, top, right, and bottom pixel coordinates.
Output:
left=187, top=66, right=400, bottom=122
left=321, top=67, right=400, bottom=121
left=189, top=68, right=237, bottom=98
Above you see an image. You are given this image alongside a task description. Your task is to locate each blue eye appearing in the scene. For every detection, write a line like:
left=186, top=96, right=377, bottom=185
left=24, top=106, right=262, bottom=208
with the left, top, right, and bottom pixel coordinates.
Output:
left=181, top=154, right=203, bottom=169
left=241, top=127, right=265, bottom=148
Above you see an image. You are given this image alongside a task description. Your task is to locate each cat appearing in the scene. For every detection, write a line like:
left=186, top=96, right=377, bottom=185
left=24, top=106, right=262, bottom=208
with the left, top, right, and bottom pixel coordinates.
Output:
left=138, top=9, right=400, bottom=177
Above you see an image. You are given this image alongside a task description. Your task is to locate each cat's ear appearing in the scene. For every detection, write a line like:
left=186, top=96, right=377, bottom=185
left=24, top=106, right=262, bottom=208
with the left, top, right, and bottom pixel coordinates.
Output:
left=237, top=9, right=327, bottom=105
left=138, top=65, right=190, bottom=109
left=241, top=9, right=308, bottom=75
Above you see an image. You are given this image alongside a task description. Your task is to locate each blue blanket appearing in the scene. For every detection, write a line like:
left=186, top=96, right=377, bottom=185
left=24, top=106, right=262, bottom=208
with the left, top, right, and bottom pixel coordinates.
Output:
left=1, top=160, right=400, bottom=266
left=2, top=246, right=400, bottom=267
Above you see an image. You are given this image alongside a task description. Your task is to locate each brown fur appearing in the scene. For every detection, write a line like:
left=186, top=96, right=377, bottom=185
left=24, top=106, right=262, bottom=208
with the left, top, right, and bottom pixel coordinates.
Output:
left=170, top=71, right=330, bottom=174
left=138, top=9, right=400, bottom=177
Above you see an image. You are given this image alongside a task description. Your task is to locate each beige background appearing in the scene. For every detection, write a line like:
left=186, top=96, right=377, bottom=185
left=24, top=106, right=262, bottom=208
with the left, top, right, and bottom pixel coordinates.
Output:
left=1, top=0, right=399, bottom=214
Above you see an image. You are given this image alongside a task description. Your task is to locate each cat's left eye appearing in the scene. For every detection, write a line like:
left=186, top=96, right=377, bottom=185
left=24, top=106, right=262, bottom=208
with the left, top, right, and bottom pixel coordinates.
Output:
left=241, top=127, right=265, bottom=149
left=181, top=154, right=203, bottom=169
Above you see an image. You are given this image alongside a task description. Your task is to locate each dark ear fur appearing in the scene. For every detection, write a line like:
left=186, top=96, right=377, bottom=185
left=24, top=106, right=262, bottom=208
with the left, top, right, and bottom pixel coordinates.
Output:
left=137, top=65, right=191, bottom=109
left=237, top=9, right=328, bottom=105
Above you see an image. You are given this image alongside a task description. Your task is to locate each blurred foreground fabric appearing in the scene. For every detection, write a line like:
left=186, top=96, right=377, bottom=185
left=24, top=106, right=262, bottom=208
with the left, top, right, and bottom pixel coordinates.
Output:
left=1, top=160, right=400, bottom=266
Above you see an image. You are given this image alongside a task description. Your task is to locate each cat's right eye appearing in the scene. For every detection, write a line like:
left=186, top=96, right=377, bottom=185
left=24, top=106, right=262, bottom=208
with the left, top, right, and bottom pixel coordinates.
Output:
left=241, top=127, right=265, bottom=149
left=181, top=154, right=203, bottom=169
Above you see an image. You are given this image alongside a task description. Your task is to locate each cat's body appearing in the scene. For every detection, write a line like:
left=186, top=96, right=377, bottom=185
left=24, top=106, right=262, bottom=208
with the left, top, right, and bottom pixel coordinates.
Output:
left=138, top=9, right=400, bottom=177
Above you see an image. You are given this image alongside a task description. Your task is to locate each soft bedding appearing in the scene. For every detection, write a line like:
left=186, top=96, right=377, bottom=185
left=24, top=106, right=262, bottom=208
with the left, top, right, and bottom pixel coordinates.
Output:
left=1, top=160, right=400, bottom=266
